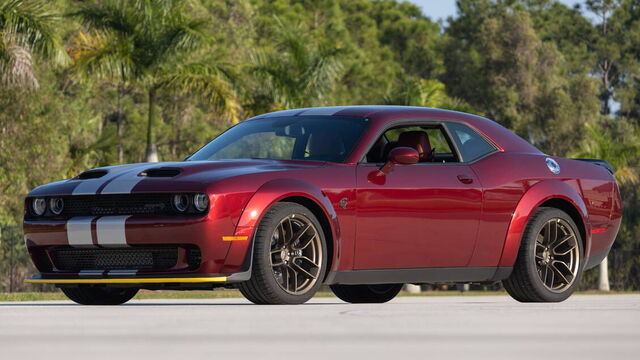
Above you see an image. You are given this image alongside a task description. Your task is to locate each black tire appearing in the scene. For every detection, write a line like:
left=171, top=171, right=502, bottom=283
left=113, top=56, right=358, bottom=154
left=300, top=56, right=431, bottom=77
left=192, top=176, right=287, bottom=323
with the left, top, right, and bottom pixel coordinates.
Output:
left=61, top=287, right=138, bottom=305
left=503, top=207, right=584, bottom=302
left=330, top=283, right=403, bottom=303
left=238, top=202, right=328, bottom=305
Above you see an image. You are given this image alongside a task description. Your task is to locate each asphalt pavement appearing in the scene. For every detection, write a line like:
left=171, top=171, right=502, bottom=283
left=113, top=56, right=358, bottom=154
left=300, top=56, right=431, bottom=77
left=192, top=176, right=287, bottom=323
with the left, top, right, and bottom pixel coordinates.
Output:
left=0, top=294, right=638, bottom=360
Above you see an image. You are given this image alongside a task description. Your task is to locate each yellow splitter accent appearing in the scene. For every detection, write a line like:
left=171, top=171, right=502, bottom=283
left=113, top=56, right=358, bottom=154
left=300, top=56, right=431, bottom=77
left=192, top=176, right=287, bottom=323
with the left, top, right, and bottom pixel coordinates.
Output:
left=25, top=276, right=227, bottom=284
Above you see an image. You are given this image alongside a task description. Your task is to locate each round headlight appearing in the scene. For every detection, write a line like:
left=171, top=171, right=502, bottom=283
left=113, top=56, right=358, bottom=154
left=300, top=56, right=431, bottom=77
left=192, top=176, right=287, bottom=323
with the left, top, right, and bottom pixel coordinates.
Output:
left=32, top=198, right=47, bottom=216
left=50, top=198, right=64, bottom=215
left=173, top=194, right=190, bottom=212
left=193, top=194, right=209, bottom=212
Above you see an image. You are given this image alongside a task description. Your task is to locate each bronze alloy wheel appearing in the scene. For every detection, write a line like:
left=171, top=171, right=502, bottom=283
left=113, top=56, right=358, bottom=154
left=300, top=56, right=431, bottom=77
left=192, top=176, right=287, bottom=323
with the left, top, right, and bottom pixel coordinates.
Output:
left=535, top=218, right=580, bottom=293
left=269, top=213, right=323, bottom=295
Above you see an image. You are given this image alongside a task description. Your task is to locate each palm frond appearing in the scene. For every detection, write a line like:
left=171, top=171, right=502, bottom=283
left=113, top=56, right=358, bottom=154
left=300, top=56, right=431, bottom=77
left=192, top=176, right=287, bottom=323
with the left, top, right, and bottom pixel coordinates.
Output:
left=73, top=1, right=137, bottom=37
left=68, top=30, right=136, bottom=82
left=571, top=122, right=640, bottom=185
left=0, top=0, right=65, bottom=88
left=158, top=63, right=241, bottom=123
left=0, top=0, right=62, bottom=59
left=0, top=43, right=38, bottom=89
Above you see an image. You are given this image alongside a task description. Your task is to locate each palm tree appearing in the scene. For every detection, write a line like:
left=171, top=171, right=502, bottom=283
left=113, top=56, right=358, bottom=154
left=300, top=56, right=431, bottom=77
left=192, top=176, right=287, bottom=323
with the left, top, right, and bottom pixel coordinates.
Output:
left=383, top=77, right=477, bottom=114
left=572, top=123, right=639, bottom=185
left=71, top=0, right=239, bottom=162
left=249, top=17, right=343, bottom=112
left=572, top=122, right=640, bottom=291
left=0, top=0, right=64, bottom=89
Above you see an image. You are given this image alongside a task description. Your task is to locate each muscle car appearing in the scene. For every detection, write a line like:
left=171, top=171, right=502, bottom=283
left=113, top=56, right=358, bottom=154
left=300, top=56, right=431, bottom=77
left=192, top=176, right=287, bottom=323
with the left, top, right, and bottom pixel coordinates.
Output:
left=23, top=106, right=622, bottom=305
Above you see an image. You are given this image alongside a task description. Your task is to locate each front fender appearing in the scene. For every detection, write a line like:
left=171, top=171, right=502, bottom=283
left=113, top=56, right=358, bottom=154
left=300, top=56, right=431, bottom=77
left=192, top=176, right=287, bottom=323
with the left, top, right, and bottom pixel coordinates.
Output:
left=498, top=180, right=591, bottom=267
left=223, top=178, right=340, bottom=279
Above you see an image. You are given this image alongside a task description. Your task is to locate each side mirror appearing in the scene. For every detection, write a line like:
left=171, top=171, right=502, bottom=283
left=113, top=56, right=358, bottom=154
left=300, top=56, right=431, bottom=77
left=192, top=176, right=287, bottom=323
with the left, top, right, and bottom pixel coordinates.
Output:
left=379, top=147, right=419, bottom=174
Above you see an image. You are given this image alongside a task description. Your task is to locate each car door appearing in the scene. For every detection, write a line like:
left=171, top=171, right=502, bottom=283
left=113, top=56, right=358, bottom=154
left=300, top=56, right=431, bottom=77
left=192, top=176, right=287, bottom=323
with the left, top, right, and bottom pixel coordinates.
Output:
left=353, top=123, right=483, bottom=270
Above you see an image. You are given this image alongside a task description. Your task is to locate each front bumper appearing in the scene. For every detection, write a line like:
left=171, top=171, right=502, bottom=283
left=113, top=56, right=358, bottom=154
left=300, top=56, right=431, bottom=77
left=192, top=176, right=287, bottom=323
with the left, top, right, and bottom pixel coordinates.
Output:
left=23, top=213, right=255, bottom=284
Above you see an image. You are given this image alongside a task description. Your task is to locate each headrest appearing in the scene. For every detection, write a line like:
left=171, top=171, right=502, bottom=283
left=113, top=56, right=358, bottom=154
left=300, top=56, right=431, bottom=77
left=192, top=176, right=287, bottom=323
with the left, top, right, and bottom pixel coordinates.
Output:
left=397, top=131, right=431, bottom=161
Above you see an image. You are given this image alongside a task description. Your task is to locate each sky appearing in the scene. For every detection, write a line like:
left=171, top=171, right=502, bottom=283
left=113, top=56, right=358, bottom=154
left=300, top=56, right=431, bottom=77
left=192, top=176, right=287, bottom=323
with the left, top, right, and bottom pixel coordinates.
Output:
left=410, top=0, right=584, bottom=21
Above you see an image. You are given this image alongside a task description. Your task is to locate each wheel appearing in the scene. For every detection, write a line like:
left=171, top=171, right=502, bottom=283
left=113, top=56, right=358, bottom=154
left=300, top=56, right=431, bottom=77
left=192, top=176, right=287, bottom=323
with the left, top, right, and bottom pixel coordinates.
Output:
left=503, top=207, right=583, bottom=302
left=61, top=287, right=138, bottom=305
left=238, top=202, right=327, bottom=304
left=330, top=283, right=403, bottom=303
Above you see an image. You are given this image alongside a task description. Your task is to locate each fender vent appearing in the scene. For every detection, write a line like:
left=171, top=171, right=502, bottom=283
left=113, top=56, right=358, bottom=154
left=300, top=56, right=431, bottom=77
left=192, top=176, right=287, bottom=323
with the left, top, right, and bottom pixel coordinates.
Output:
left=140, top=168, right=181, bottom=177
left=78, top=170, right=108, bottom=179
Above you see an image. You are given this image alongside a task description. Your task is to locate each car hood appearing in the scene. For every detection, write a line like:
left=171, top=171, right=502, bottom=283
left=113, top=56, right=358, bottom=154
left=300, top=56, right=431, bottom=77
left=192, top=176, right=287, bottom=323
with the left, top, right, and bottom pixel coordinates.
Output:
left=28, top=159, right=327, bottom=197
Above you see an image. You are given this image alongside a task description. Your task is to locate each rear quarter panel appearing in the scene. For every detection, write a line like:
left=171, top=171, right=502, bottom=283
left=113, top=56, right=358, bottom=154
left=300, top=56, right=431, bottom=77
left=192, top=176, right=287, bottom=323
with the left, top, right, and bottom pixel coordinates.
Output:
left=469, top=152, right=620, bottom=268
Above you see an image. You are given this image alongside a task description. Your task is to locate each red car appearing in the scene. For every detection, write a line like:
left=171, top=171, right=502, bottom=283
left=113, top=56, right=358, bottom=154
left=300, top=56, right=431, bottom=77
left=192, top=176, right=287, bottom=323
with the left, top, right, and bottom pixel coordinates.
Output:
left=24, top=106, right=622, bottom=305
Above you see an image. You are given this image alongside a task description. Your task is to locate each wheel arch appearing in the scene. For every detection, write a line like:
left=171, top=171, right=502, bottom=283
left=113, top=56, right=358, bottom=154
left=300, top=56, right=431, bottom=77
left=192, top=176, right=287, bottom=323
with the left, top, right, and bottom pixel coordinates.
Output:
left=230, top=178, right=341, bottom=281
left=498, top=180, right=591, bottom=267
left=279, top=195, right=335, bottom=280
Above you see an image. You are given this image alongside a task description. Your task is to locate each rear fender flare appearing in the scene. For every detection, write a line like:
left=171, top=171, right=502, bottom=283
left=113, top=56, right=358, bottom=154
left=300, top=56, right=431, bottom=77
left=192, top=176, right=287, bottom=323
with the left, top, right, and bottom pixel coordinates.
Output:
left=498, top=180, right=591, bottom=267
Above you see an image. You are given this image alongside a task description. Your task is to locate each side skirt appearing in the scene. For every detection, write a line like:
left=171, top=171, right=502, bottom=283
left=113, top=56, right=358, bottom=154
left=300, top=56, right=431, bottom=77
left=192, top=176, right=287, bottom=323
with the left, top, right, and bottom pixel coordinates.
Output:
left=325, top=266, right=513, bottom=285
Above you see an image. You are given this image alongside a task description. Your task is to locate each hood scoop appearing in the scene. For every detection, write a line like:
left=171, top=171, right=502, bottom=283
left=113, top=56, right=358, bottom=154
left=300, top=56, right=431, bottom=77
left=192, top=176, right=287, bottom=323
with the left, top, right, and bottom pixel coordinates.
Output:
left=78, top=169, right=108, bottom=179
left=139, top=168, right=181, bottom=178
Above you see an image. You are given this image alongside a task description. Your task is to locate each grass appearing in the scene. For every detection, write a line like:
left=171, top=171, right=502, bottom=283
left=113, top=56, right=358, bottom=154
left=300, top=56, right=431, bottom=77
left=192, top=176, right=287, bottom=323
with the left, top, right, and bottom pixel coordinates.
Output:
left=0, top=289, right=637, bottom=302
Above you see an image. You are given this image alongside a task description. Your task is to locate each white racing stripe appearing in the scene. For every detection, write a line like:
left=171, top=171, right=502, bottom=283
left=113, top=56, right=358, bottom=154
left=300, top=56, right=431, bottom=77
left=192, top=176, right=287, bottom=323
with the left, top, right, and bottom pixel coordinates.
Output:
left=66, top=217, right=94, bottom=246
left=100, top=178, right=144, bottom=194
left=99, top=162, right=180, bottom=194
left=72, top=164, right=142, bottom=195
left=96, top=215, right=131, bottom=247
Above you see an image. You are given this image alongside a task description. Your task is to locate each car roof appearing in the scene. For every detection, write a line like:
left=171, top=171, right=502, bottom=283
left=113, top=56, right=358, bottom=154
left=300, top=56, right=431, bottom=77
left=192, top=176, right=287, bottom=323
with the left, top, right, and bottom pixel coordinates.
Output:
left=248, top=106, right=542, bottom=156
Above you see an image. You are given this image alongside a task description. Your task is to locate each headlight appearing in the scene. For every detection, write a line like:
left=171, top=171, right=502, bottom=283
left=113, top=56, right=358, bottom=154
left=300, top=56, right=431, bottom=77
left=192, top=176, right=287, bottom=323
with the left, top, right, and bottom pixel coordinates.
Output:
left=49, top=198, right=64, bottom=215
left=193, top=194, right=209, bottom=212
left=173, top=194, right=190, bottom=212
left=32, top=198, right=47, bottom=216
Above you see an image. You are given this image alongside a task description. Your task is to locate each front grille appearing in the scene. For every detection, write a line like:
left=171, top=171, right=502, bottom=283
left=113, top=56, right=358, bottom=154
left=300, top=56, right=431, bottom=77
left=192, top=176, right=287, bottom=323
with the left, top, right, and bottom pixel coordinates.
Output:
left=48, top=247, right=193, bottom=271
left=62, top=194, right=174, bottom=217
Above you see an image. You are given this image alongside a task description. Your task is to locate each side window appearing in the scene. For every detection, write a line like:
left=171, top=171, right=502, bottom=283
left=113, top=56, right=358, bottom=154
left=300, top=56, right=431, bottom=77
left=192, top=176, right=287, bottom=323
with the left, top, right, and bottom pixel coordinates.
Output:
left=447, top=122, right=496, bottom=162
left=365, top=124, right=459, bottom=163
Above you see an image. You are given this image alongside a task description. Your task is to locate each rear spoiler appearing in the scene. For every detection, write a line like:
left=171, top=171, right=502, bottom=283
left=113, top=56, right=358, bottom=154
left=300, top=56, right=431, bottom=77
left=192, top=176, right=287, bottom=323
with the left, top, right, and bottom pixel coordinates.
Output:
left=574, top=158, right=615, bottom=174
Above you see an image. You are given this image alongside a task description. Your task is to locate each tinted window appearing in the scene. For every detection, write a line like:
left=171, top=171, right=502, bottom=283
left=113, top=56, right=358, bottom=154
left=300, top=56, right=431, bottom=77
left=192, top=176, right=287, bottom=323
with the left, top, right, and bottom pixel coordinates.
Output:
left=188, top=116, right=369, bottom=163
left=365, top=125, right=459, bottom=163
left=447, top=122, right=496, bottom=162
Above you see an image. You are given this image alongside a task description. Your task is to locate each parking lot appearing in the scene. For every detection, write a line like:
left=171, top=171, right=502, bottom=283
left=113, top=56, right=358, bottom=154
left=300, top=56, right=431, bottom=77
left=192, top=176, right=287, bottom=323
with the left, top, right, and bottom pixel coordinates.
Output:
left=0, top=294, right=638, bottom=360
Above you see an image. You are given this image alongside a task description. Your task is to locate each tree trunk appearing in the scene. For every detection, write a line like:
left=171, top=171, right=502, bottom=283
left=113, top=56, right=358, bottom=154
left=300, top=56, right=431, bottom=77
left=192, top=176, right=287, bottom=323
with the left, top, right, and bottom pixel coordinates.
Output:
left=598, top=257, right=610, bottom=291
left=116, top=84, right=124, bottom=163
left=145, top=88, right=159, bottom=162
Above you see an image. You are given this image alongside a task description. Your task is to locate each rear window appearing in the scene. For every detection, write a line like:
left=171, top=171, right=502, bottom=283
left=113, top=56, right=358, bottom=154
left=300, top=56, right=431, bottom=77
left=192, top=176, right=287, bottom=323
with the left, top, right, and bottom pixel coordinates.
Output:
left=447, top=122, right=496, bottom=162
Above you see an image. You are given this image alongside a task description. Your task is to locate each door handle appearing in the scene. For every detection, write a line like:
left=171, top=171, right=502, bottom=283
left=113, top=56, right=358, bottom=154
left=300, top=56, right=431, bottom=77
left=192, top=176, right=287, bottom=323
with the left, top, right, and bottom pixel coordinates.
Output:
left=457, top=174, right=474, bottom=184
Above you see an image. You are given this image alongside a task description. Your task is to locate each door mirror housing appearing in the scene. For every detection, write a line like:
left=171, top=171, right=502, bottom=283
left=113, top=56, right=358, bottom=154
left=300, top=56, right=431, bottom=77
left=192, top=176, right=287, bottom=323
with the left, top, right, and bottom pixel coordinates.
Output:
left=379, top=147, right=419, bottom=174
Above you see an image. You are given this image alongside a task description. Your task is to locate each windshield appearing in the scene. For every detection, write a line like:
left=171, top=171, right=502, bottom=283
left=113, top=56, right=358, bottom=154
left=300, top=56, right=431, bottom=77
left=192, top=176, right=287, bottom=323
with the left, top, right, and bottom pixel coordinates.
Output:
left=188, top=116, right=369, bottom=163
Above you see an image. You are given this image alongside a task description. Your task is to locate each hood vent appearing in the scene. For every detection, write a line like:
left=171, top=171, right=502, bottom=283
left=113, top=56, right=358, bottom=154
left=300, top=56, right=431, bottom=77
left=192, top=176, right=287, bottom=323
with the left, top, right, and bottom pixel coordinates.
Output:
left=78, top=170, right=108, bottom=179
left=140, top=168, right=181, bottom=177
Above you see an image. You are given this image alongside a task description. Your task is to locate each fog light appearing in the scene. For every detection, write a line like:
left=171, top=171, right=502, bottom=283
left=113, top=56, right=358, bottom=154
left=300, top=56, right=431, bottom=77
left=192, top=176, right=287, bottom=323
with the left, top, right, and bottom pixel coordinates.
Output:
left=32, top=198, right=46, bottom=216
left=49, top=198, right=64, bottom=215
left=193, top=194, right=209, bottom=212
left=173, top=194, right=190, bottom=212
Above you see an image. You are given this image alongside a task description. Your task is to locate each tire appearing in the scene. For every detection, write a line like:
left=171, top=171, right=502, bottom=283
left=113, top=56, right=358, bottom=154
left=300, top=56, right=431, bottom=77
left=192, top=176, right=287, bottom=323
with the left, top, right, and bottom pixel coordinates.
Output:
left=330, top=284, right=403, bottom=303
left=61, top=287, right=138, bottom=305
left=238, top=202, right=328, bottom=305
left=503, top=207, right=584, bottom=302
